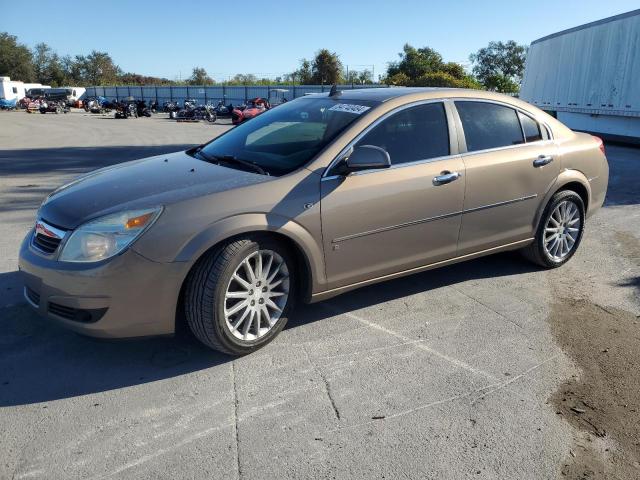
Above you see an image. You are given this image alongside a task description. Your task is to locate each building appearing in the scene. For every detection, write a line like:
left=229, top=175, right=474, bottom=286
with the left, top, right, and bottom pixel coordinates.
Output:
left=520, top=9, right=640, bottom=143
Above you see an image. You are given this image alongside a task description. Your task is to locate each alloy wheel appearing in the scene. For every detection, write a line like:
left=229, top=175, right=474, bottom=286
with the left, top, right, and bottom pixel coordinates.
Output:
left=224, top=249, right=290, bottom=341
left=543, top=200, right=581, bottom=261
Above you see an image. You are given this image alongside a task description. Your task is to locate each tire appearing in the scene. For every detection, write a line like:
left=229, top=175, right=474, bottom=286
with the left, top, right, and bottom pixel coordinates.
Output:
left=184, top=236, right=296, bottom=355
left=207, top=112, right=217, bottom=123
left=521, top=190, right=585, bottom=268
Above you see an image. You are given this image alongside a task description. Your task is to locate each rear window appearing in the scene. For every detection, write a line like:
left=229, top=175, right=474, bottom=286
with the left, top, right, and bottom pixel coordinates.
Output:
left=455, top=101, right=524, bottom=152
left=518, top=112, right=543, bottom=142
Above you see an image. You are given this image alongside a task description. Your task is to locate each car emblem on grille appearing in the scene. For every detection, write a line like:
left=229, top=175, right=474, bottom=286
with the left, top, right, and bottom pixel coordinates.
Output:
left=35, top=220, right=63, bottom=239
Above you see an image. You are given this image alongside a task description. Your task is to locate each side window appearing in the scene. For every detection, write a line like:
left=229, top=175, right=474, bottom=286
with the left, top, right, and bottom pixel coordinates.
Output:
left=355, top=102, right=449, bottom=165
left=518, top=112, right=543, bottom=142
left=455, top=101, right=524, bottom=152
left=12, top=87, right=18, bottom=94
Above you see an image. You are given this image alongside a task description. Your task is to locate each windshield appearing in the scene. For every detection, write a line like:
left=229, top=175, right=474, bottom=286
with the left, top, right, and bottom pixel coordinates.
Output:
left=200, top=96, right=378, bottom=176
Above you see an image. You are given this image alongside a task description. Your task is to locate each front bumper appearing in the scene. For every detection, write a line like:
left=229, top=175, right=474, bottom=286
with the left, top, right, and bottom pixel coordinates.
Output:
left=18, top=231, right=188, bottom=338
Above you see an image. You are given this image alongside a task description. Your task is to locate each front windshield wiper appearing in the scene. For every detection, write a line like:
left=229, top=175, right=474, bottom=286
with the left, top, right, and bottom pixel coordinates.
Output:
left=194, top=148, right=268, bottom=176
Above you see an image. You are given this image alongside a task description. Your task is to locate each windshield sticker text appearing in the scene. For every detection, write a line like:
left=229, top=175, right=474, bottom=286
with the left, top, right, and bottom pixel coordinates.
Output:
left=328, top=104, right=371, bottom=115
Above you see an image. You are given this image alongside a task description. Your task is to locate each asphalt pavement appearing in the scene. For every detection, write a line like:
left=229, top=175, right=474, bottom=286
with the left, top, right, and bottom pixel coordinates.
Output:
left=0, top=110, right=638, bottom=479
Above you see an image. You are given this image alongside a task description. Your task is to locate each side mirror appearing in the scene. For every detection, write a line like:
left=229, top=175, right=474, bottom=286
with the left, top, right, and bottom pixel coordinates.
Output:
left=343, top=145, right=391, bottom=173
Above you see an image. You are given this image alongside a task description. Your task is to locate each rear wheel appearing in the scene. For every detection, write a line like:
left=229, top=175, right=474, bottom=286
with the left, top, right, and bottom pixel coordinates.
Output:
left=521, top=190, right=585, bottom=268
left=184, top=237, right=295, bottom=355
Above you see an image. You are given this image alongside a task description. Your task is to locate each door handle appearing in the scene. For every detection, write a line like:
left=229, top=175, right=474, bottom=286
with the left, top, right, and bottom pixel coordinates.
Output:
left=533, top=155, right=554, bottom=167
left=433, top=171, right=462, bottom=186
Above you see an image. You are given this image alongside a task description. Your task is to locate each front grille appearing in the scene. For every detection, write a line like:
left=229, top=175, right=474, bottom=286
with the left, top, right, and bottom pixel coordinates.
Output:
left=31, top=219, right=67, bottom=255
left=48, top=302, right=108, bottom=323
left=25, top=286, right=40, bottom=306
left=32, top=232, right=62, bottom=254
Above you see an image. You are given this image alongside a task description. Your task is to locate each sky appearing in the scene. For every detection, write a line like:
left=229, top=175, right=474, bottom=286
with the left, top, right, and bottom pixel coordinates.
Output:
left=2, top=0, right=638, bottom=82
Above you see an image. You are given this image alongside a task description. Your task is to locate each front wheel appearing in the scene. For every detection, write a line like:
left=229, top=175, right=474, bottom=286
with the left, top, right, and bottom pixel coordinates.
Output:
left=521, top=190, right=585, bottom=268
left=184, top=237, right=295, bottom=355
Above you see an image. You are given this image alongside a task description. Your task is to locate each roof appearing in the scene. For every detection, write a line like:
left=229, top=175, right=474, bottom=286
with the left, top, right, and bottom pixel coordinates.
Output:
left=309, top=87, right=453, bottom=102
left=532, top=8, right=640, bottom=45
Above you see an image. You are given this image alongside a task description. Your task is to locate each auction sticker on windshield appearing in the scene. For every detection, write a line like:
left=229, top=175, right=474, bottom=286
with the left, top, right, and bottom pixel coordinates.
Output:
left=328, top=104, right=371, bottom=115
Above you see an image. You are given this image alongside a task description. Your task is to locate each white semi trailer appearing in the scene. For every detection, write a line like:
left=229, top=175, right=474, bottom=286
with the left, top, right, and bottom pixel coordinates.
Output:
left=520, top=9, right=640, bottom=142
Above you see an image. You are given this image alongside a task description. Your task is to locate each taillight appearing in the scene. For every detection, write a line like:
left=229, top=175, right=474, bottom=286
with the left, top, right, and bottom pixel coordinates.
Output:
left=593, top=135, right=606, bottom=156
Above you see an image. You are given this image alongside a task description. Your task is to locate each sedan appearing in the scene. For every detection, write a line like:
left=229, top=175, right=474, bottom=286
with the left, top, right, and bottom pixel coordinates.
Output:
left=19, top=87, right=609, bottom=355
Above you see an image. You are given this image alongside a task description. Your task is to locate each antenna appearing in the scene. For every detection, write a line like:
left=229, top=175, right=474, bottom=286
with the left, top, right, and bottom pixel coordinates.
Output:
left=329, top=84, right=340, bottom=97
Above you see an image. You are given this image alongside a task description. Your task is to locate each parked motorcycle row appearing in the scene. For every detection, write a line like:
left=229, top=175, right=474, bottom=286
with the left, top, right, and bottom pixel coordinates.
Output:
left=2, top=90, right=290, bottom=125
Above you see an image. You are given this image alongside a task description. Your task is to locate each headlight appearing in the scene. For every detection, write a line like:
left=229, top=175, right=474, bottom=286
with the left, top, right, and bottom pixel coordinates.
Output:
left=59, top=207, right=162, bottom=262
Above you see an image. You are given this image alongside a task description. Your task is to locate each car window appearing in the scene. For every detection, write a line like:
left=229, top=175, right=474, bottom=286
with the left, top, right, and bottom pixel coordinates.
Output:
left=518, top=112, right=543, bottom=142
left=355, top=102, right=449, bottom=165
left=455, top=101, right=524, bottom=152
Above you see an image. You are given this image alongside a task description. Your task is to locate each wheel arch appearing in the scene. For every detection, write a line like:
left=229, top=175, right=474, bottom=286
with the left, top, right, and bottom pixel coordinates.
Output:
left=174, top=214, right=323, bottom=312
left=534, top=170, right=591, bottom=231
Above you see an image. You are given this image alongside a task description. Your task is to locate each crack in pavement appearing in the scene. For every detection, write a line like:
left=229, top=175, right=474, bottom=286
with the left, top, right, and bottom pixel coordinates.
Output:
left=303, top=345, right=341, bottom=420
left=448, top=284, right=525, bottom=330
left=231, top=362, right=242, bottom=480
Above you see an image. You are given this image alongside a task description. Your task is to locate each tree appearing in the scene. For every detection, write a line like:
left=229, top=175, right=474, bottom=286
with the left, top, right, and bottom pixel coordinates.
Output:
left=0, top=32, right=35, bottom=81
left=384, top=44, right=480, bottom=89
left=311, top=49, right=342, bottom=85
left=357, top=69, right=373, bottom=84
left=32, top=43, right=67, bottom=86
left=188, top=67, right=215, bottom=85
left=470, top=40, right=527, bottom=92
left=387, top=44, right=444, bottom=80
left=291, top=58, right=313, bottom=84
left=74, top=51, right=121, bottom=85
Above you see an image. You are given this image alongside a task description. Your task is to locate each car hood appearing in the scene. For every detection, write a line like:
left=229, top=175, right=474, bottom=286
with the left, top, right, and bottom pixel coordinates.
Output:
left=38, top=150, right=269, bottom=229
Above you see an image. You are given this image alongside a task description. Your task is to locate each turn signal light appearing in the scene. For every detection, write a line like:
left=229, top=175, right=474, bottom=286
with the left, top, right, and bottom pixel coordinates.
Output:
left=125, top=212, right=154, bottom=229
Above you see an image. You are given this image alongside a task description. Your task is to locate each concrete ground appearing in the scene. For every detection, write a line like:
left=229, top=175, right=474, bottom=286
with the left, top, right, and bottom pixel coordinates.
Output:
left=0, top=110, right=638, bottom=480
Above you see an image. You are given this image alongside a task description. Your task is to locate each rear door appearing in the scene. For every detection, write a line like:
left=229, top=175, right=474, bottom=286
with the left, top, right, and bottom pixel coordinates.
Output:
left=320, top=101, right=465, bottom=289
left=453, top=100, right=560, bottom=255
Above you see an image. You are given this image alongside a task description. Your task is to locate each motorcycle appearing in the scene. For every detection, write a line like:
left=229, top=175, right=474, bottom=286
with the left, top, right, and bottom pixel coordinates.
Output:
left=173, top=102, right=217, bottom=123
left=134, top=100, right=152, bottom=117
left=213, top=100, right=234, bottom=117
left=84, top=96, right=110, bottom=114
left=163, top=101, right=181, bottom=115
left=114, top=99, right=138, bottom=119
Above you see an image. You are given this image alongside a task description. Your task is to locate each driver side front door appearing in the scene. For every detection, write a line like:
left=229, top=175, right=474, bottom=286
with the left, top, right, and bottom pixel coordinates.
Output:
left=320, top=101, right=465, bottom=290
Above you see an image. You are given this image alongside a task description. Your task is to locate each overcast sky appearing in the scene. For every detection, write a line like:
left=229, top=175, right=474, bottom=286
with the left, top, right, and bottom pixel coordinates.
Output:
left=3, top=0, right=638, bottom=81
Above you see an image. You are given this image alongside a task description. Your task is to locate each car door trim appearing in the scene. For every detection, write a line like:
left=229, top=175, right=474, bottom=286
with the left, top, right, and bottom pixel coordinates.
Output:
left=462, top=194, right=538, bottom=214
left=332, top=194, right=538, bottom=244
left=332, top=210, right=462, bottom=244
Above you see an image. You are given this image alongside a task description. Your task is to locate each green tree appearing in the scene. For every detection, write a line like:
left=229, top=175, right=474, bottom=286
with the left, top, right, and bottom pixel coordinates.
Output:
left=387, top=44, right=444, bottom=80
left=188, top=67, right=215, bottom=85
left=74, top=51, right=121, bottom=85
left=311, top=49, right=342, bottom=85
left=32, top=43, right=67, bottom=86
left=0, top=32, right=35, bottom=81
left=470, top=40, right=527, bottom=92
left=384, top=44, right=479, bottom=89
left=291, top=58, right=313, bottom=84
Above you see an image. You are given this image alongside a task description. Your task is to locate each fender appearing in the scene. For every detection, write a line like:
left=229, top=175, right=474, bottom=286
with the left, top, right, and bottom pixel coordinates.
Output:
left=173, top=212, right=326, bottom=295
left=533, top=168, right=591, bottom=231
